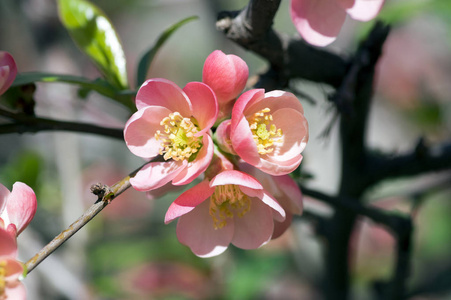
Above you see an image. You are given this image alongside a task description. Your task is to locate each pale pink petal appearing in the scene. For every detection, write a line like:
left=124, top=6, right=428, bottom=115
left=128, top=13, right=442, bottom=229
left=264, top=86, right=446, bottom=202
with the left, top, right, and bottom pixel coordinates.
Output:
left=0, top=228, right=17, bottom=257
left=344, top=0, right=384, bottom=21
left=272, top=175, right=303, bottom=214
left=4, top=282, right=26, bottom=300
left=165, top=180, right=214, bottom=224
left=176, top=200, right=234, bottom=257
left=0, top=183, right=9, bottom=215
left=259, top=154, right=303, bottom=176
left=290, top=0, right=347, bottom=46
left=210, top=170, right=262, bottom=190
left=214, top=120, right=236, bottom=155
left=124, top=106, right=172, bottom=159
left=244, top=90, right=305, bottom=116
left=172, top=134, right=214, bottom=185
left=202, top=50, right=249, bottom=103
left=231, top=198, right=274, bottom=249
left=270, top=108, right=308, bottom=161
left=230, top=116, right=260, bottom=165
left=182, top=82, right=218, bottom=135
left=130, top=160, right=187, bottom=191
left=272, top=213, right=293, bottom=239
left=6, top=182, right=37, bottom=236
left=231, top=89, right=265, bottom=125
left=239, top=187, right=285, bottom=221
left=0, top=52, right=17, bottom=96
left=135, top=78, right=192, bottom=116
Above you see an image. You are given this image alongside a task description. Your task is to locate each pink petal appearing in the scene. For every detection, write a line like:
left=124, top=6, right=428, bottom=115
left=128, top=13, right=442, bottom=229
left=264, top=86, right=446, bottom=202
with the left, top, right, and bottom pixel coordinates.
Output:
left=6, top=182, right=37, bottom=236
left=259, top=154, right=304, bottom=176
left=182, top=82, right=218, bottom=136
left=210, top=170, right=262, bottom=190
left=176, top=200, right=234, bottom=257
left=231, top=89, right=265, bottom=126
left=135, top=78, right=192, bottom=116
left=130, top=160, right=187, bottom=191
left=344, top=0, right=384, bottom=21
left=3, top=258, right=23, bottom=281
left=4, top=282, right=26, bottom=300
left=231, top=198, right=274, bottom=249
left=0, top=52, right=17, bottom=96
left=290, top=0, right=347, bottom=46
left=270, top=108, right=308, bottom=161
left=272, top=175, right=303, bottom=214
left=202, top=50, right=249, bottom=103
left=214, top=120, right=236, bottom=155
left=230, top=116, right=260, bottom=165
left=272, top=213, right=293, bottom=239
left=239, top=187, right=285, bottom=221
left=0, top=228, right=17, bottom=257
left=244, top=90, right=305, bottom=116
left=0, top=183, right=9, bottom=215
left=172, top=134, right=214, bottom=186
left=165, top=180, right=214, bottom=224
left=124, top=106, right=172, bottom=159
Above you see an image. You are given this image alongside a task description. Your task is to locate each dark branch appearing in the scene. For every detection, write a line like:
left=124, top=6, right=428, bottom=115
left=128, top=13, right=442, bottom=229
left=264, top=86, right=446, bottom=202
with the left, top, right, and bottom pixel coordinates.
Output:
left=0, top=108, right=123, bottom=139
left=216, top=0, right=347, bottom=89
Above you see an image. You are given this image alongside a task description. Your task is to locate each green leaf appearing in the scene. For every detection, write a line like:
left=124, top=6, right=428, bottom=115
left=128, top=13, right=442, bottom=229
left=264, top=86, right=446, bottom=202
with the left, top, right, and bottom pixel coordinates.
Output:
left=136, top=16, right=198, bottom=87
left=57, top=0, right=128, bottom=89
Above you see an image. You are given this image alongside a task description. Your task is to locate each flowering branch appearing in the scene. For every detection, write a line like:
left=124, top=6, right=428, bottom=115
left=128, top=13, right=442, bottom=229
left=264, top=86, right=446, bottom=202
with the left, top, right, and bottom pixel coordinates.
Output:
left=24, top=161, right=153, bottom=274
left=0, top=107, right=123, bottom=139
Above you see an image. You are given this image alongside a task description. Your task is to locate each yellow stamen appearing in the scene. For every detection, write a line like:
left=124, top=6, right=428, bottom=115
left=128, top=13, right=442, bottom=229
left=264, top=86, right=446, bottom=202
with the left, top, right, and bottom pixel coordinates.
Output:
left=0, top=260, right=6, bottom=299
left=247, top=108, right=283, bottom=155
left=209, top=185, right=251, bottom=229
left=155, top=112, right=202, bottom=161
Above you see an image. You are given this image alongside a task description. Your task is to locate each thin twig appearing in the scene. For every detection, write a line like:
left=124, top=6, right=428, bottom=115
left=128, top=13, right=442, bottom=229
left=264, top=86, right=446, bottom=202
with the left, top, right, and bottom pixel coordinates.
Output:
left=24, top=161, right=151, bottom=273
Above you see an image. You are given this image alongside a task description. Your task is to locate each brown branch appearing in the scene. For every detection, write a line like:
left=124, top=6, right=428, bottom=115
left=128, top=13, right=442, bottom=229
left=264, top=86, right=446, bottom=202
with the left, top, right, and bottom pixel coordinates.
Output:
left=24, top=161, right=151, bottom=274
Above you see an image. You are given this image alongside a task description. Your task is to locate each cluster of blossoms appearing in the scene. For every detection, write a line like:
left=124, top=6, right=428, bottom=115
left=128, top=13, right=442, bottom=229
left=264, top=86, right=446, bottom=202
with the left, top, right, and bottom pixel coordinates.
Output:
left=124, top=50, right=308, bottom=257
left=0, top=182, right=37, bottom=300
left=290, top=0, right=385, bottom=46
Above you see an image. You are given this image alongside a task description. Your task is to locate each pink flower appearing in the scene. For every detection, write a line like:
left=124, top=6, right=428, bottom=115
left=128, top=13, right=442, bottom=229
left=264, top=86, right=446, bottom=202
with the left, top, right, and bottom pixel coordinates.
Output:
left=0, top=51, right=17, bottom=96
left=290, top=0, right=385, bottom=46
left=164, top=170, right=286, bottom=257
left=238, top=162, right=303, bottom=239
left=0, top=228, right=26, bottom=300
left=0, top=182, right=37, bottom=237
left=202, top=50, right=249, bottom=120
left=230, top=89, right=308, bottom=176
left=124, top=78, right=218, bottom=191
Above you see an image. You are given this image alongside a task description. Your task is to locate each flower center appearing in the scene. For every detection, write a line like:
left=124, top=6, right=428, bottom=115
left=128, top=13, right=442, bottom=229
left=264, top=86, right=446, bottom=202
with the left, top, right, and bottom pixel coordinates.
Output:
left=0, top=260, right=6, bottom=299
left=247, top=108, right=283, bottom=155
left=155, top=112, right=202, bottom=161
left=209, top=185, right=251, bottom=229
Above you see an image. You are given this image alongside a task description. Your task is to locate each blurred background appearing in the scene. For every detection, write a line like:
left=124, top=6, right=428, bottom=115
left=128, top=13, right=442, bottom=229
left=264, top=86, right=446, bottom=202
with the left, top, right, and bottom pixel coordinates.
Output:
left=1, top=0, right=451, bottom=299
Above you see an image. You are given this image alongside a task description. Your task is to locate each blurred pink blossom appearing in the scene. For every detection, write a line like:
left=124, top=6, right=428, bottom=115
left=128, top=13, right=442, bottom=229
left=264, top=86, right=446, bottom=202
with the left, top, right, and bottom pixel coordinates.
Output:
left=230, top=89, right=308, bottom=176
left=0, top=51, right=17, bottom=96
left=290, top=0, right=384, bottom=46
left=124, top=78, right=218, bottom=191
left=0, top=182, right=37, bottom=237
left=164, top=170, right=285, bottom=257
left=0, top=228, right=26, bottom=300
